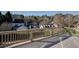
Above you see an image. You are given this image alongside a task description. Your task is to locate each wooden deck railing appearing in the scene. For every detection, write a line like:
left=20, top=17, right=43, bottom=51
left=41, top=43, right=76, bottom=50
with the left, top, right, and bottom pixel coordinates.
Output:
left=0, top=28, right=64, bottom=47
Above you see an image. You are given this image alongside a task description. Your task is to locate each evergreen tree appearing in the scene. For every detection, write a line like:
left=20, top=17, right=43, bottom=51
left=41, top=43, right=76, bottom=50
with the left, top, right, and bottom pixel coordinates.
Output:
left=0, top=12, right=3, bottom=25
left=5, top=11, right=12, bottom=22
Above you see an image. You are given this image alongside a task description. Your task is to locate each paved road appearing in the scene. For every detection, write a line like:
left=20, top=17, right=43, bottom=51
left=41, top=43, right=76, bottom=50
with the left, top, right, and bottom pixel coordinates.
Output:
left=51, top=36, right=79, bottom=48
left=15, top=34, right=71, bottom=48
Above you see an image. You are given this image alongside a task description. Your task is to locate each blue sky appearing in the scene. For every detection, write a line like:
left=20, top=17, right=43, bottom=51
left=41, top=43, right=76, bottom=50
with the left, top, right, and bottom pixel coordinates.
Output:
left=1, top=11, right=79, bottom=16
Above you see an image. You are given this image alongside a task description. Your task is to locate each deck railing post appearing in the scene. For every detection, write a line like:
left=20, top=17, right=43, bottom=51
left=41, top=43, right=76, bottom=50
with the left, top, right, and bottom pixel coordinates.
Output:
left=30, top=31, right=33, bottom=42
left=4, top=34, right=7, bottom=47
left=8, top=34, right=10, bottom=45
left=1, top=34, right=3, bottom=47
left=7, top=33, right=9, bottom=45
left=13, top=33, right=14, bottom=43
left=49, top=28, right=52, bottom=36
left=15, top=34, right=16, bottom=41
left=10, top=33, right=12, bottom=43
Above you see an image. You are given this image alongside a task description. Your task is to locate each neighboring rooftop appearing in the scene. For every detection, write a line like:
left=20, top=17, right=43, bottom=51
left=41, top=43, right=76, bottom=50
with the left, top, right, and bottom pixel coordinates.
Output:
left=13, top=19, right=24, bottom=23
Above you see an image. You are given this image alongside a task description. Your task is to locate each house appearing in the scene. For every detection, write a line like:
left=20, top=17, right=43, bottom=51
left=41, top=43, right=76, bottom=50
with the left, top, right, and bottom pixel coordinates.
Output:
left=32, top=22, right=39, bottom=28
left=12, top=14, right=25, bottom=25
left=12, top=20, right=25, bottom=30
left=27, top=20, right=39, bottom=29
left=39, top=19, right=49, bottom=29
left=39, top=25, right=44, bottom=29
left=12, top=15, right=26, bottom=30
left=53, top=23, right=58, bottom=28
left=17, top=26, right=28, bottom=31
left=76, top=24, right=79, bottom=29
left=75, top=21, right=79, bottom=29
left=12, top=19, right=25, bottom=27
left=49, top=21, right=58, bottom=28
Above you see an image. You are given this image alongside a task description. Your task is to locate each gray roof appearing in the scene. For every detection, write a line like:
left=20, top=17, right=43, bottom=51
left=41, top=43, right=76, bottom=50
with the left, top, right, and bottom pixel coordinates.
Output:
left=17, top=26, right=27, bottom=31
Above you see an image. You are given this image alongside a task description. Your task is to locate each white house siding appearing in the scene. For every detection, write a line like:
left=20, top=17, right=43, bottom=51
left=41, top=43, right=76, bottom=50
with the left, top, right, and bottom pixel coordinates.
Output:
left=39, top=25, right=44, bottom=29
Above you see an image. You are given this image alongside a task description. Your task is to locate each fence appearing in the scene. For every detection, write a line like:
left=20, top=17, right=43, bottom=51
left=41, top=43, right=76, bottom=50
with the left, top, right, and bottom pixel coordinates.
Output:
left=0, top=28, right=64, bottom=47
